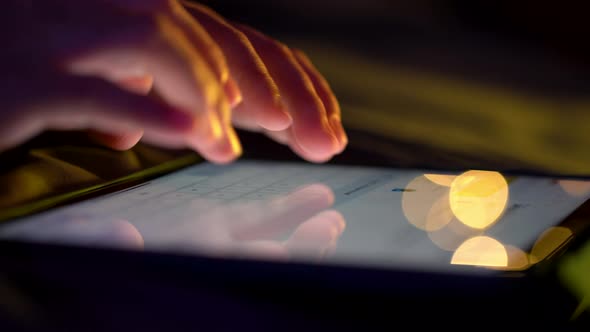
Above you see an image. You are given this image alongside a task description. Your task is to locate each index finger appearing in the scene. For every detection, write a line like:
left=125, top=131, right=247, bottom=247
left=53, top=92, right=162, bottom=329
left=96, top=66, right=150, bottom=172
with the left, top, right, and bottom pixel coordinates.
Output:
left=236, top=25, right=340, bottom=161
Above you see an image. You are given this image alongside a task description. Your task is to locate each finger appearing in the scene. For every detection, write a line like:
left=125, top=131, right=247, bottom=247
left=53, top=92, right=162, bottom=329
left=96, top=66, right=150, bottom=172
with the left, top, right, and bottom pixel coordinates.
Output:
left=106, top=1, right=231, bottom=83
left=264, top=129, right=334, bottom=163
left=87, top=130, right=145, bottom=151
left=236, top=24, right=339, bottom=162
left=263, top=129, right=290, bottom=146
left=116, top=75, right=154, bottom=95
left=0, top=73, right=197, bottom=152
left=246, top=121, right=334, bottom=164
left=184, top=3, right=292, bottom=131
left=62, top=12, right=241, bottom=162
left=168, top=1, right=229, bottom=83
left=166, top=1, right=242, bottom=107
left=224, top=76, right=243, bottom=108
left=144, top=87, right=242, bottom=163
left=284, top=209, right=346, bottom=260
left=65, top=15, right=222, bottom=136
left=100, top=1, right=241, bottom=107
left=144, top=16, right=241, bottom=162
left=292, top=49, right=348, bottom=153
left=84, top=75, right=151, bottom=150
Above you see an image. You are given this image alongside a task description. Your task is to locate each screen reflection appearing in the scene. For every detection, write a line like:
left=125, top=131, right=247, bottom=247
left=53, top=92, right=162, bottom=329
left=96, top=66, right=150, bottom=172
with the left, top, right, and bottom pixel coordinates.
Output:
left=1, top=161, right=589, bottom=274
left=401, top=171, right=588, bottom=270
left=1, top=183, right=345, bottom=263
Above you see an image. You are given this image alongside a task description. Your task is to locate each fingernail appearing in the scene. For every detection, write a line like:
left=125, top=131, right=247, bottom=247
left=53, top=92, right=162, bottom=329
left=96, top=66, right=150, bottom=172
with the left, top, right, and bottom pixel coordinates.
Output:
left=224, top=77, right=243, bottom=108
left=269, top=96, right=293, bottom=130
left=226, top=126, right=243, bottom=157
left=278, top=108, right=293, bottom=126
left=266, top=107, right=292, bottom=131
left=205, top=92, right=234, bottom=140
left=198, top=110, right=223, bottom=141
left=117, top=76, right=153, bottom=95
left=218, top=95, right=232, bottom=125
left=324, top=120, right=340, bottom=152
left=330, top=116, right=348, bottom=152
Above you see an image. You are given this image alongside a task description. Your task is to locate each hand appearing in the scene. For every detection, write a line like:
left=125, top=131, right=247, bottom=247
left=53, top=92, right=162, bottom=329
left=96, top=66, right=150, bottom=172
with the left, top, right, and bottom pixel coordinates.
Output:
left=0, top=1, right=347, bottom=163
left=182, top=2, right=348, bottom=163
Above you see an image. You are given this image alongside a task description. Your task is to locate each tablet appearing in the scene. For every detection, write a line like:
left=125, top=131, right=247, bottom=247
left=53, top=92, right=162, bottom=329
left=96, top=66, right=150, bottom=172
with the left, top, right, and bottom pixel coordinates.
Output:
left=1, top=154, right=589, bottom=278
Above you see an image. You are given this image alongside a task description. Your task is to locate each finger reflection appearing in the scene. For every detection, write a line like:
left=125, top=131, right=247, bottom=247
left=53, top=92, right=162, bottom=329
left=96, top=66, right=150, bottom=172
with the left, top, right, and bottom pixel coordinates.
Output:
left=229, top=183, right=336, bottom=241
left=149, top=183, right=345, bottom=262
left=13, top=217, right=145, bottom=250
left=0, top=182, right=346, bottom=264
left=559, top=179, right=590, bottom=197
left=284, top=209, right=346, bottom=261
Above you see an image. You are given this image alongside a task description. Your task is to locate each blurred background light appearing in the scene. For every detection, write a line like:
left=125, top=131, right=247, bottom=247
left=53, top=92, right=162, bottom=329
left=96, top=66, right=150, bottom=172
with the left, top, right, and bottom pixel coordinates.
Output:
left=449, top=170, right=509, bottom=230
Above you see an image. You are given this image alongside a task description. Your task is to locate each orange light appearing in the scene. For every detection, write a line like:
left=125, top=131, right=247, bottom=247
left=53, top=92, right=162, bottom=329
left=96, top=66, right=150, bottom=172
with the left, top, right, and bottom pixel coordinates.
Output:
left=449, top=170, right=509, bottom=230
left=451, top=236, right=508, bottom=267
left=427, top=218, right=483, bottom=251
left=503, top=245, right=530, bottom=271
left=402, top=175, right=452, bottom=232
left=530, top=227, right=573, bottom=264
left=424, top=174, right=456, bottom=187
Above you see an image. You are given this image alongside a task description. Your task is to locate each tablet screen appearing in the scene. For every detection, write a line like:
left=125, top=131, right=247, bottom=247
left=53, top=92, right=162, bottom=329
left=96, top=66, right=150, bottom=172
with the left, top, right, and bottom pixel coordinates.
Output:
left=1, top=160, right=589, bottom=275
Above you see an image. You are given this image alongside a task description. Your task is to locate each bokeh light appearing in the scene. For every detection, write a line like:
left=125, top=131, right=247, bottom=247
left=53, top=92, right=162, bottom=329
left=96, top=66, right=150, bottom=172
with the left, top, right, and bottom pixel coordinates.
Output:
left=402, top=175, right=453, bottom=231
left=503, top=245, right=530, bottom=270
left=424, top=174, right=456, bottom=187
left=529, top=226, right=573, bottom=264
left=451, top=236, right=508, bottom=267
left=449, top=170, right=509, bottom=230
left=427, top=218, right=483, bottom=251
